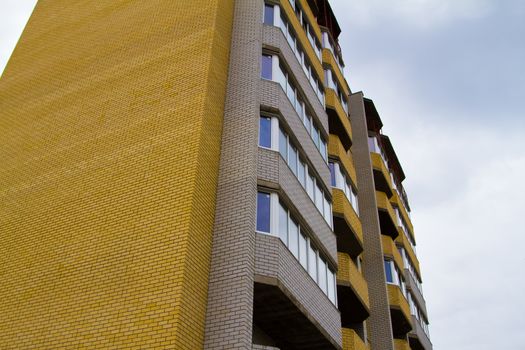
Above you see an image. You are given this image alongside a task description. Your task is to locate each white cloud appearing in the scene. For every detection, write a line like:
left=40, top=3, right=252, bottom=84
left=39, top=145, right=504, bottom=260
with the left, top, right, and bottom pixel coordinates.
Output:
left=333, top=0, right=494, bottom=29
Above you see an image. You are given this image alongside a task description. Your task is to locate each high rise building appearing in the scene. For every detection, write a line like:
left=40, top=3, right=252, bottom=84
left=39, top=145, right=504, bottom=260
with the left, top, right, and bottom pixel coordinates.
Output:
left=0, top=0, right=432, bottom=349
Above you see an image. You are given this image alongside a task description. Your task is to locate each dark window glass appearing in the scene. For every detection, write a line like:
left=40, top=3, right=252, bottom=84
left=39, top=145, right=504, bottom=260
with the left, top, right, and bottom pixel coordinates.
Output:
left=384, top=260, right=393, bottom=283
left=259, top=117, right=272, bottom=148
left=257, top=192, right=271, bottom=232
left=261, top=54, right=273, bottom=80
left=264, top=4, right=274, bottom=25
left=329, top=162, right=336, bottom=187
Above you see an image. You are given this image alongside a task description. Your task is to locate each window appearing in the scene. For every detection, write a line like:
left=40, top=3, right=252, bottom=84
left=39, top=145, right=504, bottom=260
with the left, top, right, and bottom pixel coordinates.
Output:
left=289, top=218, right=299, bottom=258
left=308, top=243, right=317, bottom=281
left=264, top=4, right=274, bottom=25
left=299, top=233, right=308, bottom=268
left=256, top=192, right=271, bottom=233
left=256, top=191, right=336, bottom=304
left=327, top=269, right=336, bottom=304
left=298, top=160, right=306, bottom=187
left=318, top=258, right=327, bottom=293
left=315, top=184, right=323, bottom=212
left=279, top=128, right=288, bottom=160
left=279, top=201, right=288, bottom=245
left=289, top=145, right=298, bottom=175
left=259, top=117, right=272, bottom=148
left=261, top=54, right=273, bottom=80
left=329, top=162, right=336, bottom=187
left=385, top=260, right=394, bottom=283
left=306, top=173, right=314, bottom=199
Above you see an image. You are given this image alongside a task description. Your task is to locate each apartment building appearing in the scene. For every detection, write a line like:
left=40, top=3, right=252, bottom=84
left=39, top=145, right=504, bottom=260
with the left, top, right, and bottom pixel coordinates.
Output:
left=0, top=0, right=431, bottom=349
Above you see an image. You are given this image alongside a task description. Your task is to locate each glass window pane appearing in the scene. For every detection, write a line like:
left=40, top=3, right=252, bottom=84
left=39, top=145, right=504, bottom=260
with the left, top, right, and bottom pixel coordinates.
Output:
left=259, top=117, right=272, bottom=148
left=303, top=114, right=311, bottom=134
left=329, top=162, right=336, bottom=187
left=299, top=233, right=308, bottom=268
left=277, top=64, right=287, bottom=91
left=264, top=4, right=274, bottom=25
left=289, top=217, right=299, bottom=258
left=384, top=260, right=393, bottom=283
left=296, top=98, right=304, bottom=119
left=315, top=184, right=323, bottom=212
left=308, top=243, right=317, bottom=281
left=279, top=128, right=288, bottom=161
left=287, top=79, right=296, bottom=105
left=312, top=126, right=320, bottom=149
left=298, top=160, right=306, bottom=187
left=256, top=192, right=271, bottom=232
left=306, top=174, right=314, bottom=200
left=289, top=145, right=298, bottom=175
left=320, top=137, right=327, bottom=161
left=279, top=201, right=288, bottom=245
left=323, top=196, right=331, bottom=225
left=318, top=258, right=327, bottom=293
left=327, top=269, right=335, bottom=303
left=261, top=54, right=273, bottom=80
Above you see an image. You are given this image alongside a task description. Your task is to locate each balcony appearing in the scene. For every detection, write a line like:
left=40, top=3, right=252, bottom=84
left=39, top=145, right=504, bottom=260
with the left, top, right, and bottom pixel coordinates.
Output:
left=325, top=89, right=352, bottom=150
left=388, top=284, right=413, bottom=338
left=391, top=191, right=414, bottom=237
left=382, top=235, right=404, bottom=272
left=341, top=328, right=368, bottom=350
left=332, top=189, right=363, bottom=257
left=322, top=49, right=349, bottom=97
left=409, top=316, right=433, bottom=350
left=280, top=0, right=324, bottom=80
left=337, top=253, right=370, bottom=324
left=376, top=191, right=399, bottom=239
left=394, top=339, right=411, bottom=350
left=395, top=229, right=421, bottom=279
left=405, top=270, right=427, bottom=318
left=328, top=134, right=357, bottom=185
left=370, top=153, right=393, bottom=198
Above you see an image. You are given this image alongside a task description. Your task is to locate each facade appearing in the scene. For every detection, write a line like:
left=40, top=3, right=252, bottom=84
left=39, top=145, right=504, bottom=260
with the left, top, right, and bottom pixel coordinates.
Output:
left=0, top=1, right=431, bottom=349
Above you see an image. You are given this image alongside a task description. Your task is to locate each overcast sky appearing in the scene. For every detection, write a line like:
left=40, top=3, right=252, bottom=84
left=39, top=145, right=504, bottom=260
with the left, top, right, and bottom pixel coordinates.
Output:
left=1, top=1, right=524, bottom=349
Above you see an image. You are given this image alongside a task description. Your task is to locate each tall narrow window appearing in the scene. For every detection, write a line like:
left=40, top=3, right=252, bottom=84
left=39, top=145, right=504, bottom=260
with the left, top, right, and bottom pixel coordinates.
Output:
left=256, top=192, right=271, bottom=233
left=298, top=159, right=306, bottom=187
left=318, top=258, right=327, bottom=293
left=308, top=243, right=317, bottom=281
left=289, top=218, right=299, bottom=258
left=279, top=128, right=288, bottom=161
left=329, top=162, right=336, bottom=187
left=259, top=117, right=272, bottom=148
left=261, top=54, right=273, bottom=80
left=278, top=201, right=288, bottom=245
left=327, top=269, right=336, bottom=304
left=299, top=233, right=308, bottom=268
left=289, top=145, right=298, bottom=175
left=384, top=260, right=394, bottom=283
left=263, top=4, right=274, bottom=25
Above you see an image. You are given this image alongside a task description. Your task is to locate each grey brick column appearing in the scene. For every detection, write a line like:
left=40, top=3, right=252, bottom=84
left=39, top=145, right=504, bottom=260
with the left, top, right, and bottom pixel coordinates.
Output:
left=349, top=92, right=394, bottom=350
left=203, top=0, right=263, bottom=348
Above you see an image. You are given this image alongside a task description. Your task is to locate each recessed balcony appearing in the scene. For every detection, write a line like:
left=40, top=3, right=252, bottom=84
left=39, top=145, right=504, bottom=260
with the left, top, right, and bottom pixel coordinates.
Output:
left=382, top=235, right=404, bottom=272
left=388, top=284, right=413, bottom=338
left=395, top=229, right=421, bottom=279
left=328, top=134, right=357, bottom=187
left=376, top=191, right=399, bottom=239
left=390, top=191, right=414, bottom=237
left=325, top=89, right=352, bottom=150
left=370, top=153, right=393, bottom=198
left=341, top=328, right=368, bottom=350
left=333, top=189, right=363, bottom=256
left=322, top=49, right=349, bottom=97
left=337, top=252, right=370, bottom=325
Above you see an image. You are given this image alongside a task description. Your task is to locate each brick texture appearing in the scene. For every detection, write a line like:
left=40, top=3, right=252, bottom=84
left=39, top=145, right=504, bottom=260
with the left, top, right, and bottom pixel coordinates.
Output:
left=0, top=1, right=234, bottom=348
left=349, top=92, right=395, bottom=350
left=203, top=0, right=262, bottom=348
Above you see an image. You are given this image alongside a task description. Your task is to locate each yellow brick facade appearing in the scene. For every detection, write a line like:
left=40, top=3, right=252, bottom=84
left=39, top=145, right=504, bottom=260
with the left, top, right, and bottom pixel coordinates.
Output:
left=0, top=1, right=234, bottom=348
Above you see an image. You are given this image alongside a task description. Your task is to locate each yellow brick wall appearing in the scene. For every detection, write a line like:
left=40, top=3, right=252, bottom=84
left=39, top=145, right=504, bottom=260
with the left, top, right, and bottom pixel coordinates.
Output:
left=0, top=1, right=234, bottom=348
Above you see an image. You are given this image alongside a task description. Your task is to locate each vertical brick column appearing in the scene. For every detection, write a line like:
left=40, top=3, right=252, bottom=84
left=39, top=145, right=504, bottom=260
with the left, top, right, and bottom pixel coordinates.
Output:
left=203, top=0, right=263, bottom=348
left=349, top=92, right=395, bottom=350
